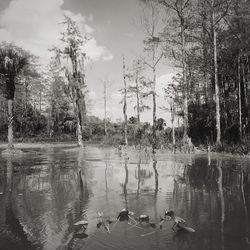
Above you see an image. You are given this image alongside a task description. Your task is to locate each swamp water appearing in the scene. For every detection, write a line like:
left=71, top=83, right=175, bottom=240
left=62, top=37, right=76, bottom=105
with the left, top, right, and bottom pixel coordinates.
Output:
left=0, top=145, right=250, bottom=250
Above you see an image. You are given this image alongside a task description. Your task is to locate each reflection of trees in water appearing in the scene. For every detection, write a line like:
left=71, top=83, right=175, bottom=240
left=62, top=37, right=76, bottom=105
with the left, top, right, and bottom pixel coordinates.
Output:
left=151, top=156, right=160, bottom=248
left=120, top=157, right=129, bottom=209
left=171, top=158, right=193, bottom=216
left=104, top=152, right=112, bottom=198
left=135, top=169, right=153, bottom=180
left=136, top=158, right=141, bottom=196
left=241, top=168, right=250, bottom=246
left=129, top=156, right=158, bottom=201
left=217, top=159, right=225, bottom=250
left=105, top=160, right=108, bottom=194
left=171, top=162, right=179, bottom=212
left=0, top=161, right=7, bottom=226
left=76, top=149, right=90, bottom=214
left=152, top=159, right=158, bottom=195
left=183, top=155, right=250, bottom=249
left=0, top=149, right=94, bottom=250
left=103, top=154, right=113, bottom=219
left=186, top=156, right=250, bottom=191
left=134, top=158, right=153, bottom=195
left=185, top=159, right=218, bottom=190
left=0, top=157, right=40, bottom=250
left=63, top=149, right=91, bottom=249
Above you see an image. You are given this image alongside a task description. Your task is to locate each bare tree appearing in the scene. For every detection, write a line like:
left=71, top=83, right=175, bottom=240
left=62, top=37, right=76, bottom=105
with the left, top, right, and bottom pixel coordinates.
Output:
left=127, top=59, right=150, bottom=128
left=101, top=77, right=112, bottom=136
left=141, top=1, right=164, bottom=150
left=103, top=79, right=108, bottom=136
left=170, top=101, right=176, bottom=146
left=160, top=0, right=193, bottom=141
left=123, top=56, right=128, bottom=146
left=202, top=0, right=231, bottom=145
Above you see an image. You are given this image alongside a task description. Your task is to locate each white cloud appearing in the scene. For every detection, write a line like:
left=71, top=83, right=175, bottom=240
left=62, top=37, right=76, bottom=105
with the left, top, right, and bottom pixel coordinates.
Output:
left=105, top=73, right=176, bottom=124
left=131, top=73, right=175, bottom=124
left=156, top=72, right=175, bottom=96
left=0, top=0, right=113, bottom=66
left=85, top=39, right=113, bottom=61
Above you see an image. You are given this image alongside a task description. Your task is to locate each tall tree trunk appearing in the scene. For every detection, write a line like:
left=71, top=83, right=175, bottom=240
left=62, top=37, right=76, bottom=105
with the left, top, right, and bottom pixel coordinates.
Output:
left=76, top=116, right=84, bottom=148
left=104, top=81, right=107, bottom=136
left=201, top=2, right=211, bottom=104
left=171, top=102, right=176, bottom=147
left=72, top=94, right=84, bottom=148
left=212, top=9, right=221, bottom=145
left=238, top=54, right=242, bottom=141
left=245, top=56, right=249, bottom=137
left=135, top=73, right=140, bottom=127
left=75, top=95, right=85, bottom=148
left=123, top=56, right=128, bottom=146
left=202, top=11, right=209, bottom=104
left=25, top=81, right=28, bottom=134
left=152, top=46, right=157, bottom=151
left=39, top=88, right=42, bottom=113
left=181, top=23, right=188, bottom=141
left=242, top=58, right=248, bottom=138
left=7, top=99, right=14, bottom=150
left=47, top=109, right=51, bottom=138
left=204, top=68, right=209, bottom=104
left=73, top=70, right=86, bottom=147
left=69, top=46, right=87, bottom=148
left=152, top=158, right=158, bottom=195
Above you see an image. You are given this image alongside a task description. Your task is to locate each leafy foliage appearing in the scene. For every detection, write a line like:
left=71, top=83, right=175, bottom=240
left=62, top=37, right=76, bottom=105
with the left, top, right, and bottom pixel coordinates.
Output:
left=0, top=42, right=31, bottom=100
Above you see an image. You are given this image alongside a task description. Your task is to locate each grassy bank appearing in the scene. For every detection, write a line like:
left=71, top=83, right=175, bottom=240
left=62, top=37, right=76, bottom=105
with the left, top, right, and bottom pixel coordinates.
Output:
left=1, top=135, right=250, bottom=157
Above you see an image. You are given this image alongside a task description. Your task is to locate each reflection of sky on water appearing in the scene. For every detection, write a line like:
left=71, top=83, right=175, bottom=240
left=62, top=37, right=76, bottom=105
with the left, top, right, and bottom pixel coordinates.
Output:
left=1, top=146, right=250, bottom=250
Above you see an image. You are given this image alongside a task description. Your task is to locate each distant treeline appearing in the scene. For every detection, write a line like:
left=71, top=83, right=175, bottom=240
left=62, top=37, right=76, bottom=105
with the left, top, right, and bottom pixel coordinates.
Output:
left=0, top=99, right=184, bottom=147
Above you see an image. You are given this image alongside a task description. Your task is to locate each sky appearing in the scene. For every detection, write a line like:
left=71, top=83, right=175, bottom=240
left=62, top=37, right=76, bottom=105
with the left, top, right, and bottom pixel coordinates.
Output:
left=0, top=0, right=176, bottom=124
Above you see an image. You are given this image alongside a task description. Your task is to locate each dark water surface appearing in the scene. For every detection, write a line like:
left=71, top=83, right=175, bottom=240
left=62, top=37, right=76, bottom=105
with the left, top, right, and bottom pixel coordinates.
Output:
left=0, top=145, right=250, bottom=250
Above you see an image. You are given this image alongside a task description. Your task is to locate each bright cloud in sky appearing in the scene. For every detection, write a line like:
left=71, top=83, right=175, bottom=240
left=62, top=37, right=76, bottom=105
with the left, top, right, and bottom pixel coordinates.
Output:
left=103, top=72, right=176, bottom=123
left=156, top=72, right=175, bottom=96
left=0, top=0, right=113, bottom=65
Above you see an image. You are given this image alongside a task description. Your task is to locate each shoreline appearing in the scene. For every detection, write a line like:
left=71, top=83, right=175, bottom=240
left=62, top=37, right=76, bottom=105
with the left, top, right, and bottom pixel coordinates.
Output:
left=0, top=141, right=249, bottom=159
left=0, top=142, right=78, bottom=149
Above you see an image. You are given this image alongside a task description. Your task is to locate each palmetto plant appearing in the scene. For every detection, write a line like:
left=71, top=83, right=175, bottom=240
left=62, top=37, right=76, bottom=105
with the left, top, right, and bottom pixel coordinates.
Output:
left=0, top=42, right=30, bottom=150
